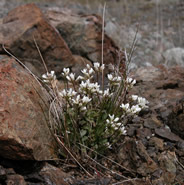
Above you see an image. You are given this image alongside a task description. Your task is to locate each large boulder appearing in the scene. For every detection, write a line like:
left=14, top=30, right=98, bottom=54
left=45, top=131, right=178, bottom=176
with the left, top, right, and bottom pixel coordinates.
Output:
left=0, top=57, right=57, bottom=160
left=0, top=3, right=75, bottom=78
left=46, top=8, right=125, bottom=70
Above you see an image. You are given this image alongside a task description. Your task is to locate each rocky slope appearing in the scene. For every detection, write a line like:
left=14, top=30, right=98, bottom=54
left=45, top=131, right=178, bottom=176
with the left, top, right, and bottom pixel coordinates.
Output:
left=0, top=2, right=184, bottom=185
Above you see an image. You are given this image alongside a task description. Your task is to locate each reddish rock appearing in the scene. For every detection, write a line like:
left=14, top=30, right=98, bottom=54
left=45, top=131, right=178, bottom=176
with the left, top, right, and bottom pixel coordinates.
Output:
left=118, top=138, right=158, bottom=176
left=131, top=65, right=184, bottom=139
left=0, top=4, right=75, bottom=77
left=0, top=57, right=57, bottom=160
left=46, top=9, right=125, bottom=71
left=39, top=163, right=68, bottom=185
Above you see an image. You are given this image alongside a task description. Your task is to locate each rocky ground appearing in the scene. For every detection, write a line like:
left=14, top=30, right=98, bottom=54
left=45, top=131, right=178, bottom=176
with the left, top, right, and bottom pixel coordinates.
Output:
left=0, top=1, right=184, bottom=185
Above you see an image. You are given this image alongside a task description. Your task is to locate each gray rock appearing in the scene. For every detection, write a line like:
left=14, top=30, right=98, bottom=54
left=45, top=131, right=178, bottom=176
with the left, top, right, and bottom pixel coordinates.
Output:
left=163, top=47, right=184, bottom=66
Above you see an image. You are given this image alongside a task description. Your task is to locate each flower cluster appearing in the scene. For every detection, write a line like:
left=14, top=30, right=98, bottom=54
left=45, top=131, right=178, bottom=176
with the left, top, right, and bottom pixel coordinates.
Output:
left=108, top=74, right=122, bottom=86
left=42, top=71, right=56, bottom=84
left=131, top=95, right=149, bottom=108
left=106, top=114, right=126, bottom=135
left=42, top=61, right=149, bottom=156
left=126, top=77, right=136, bottom=88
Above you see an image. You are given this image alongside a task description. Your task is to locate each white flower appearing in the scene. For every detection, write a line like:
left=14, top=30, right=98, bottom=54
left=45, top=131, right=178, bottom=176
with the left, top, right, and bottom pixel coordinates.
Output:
left=72, top=95, right=81, bottom=104
left=100, top=64, right=105, bottom=71
left=86, top=64, right=91, bottom=69
left=81, top=106, right=87, bottom=111
left=132, top=95, right=138, bottom=101
left=106, top=114, right=120, bottom=125
left=120, top=126, right=127, bottom=135
left=137, top=97, right=149, bottom=108
left=66, top=73, right=75, bottom=81
left=107, top=74, right=121, bottom=86
left=116, top=76, right=122, bottom=82
left=42, top=74, right=47, bottom=79
left=114, top=117, right=119, bottom=122
left=42, top=71, right=56, bottom=83
left=63, top=68, right=70, bottom=74
left=76, top=75, right=84, bottom=81
left=130, top=105, right=141, bottom=114
left=50, top=71, right=55, bottom=76
left=103, top=89, right=110, bottom=97
left=80, top=80, right=88, bottom=89
left=93, top=62, right=100, bottom=71
left=59, top=89, right=67, bottom=97
left=59, top=88, right=77, bottom=98
left=107, top=74, right=113, bottom=81
left=120, top=103, right=130, bottom=110
left=89, top=68, right=94, bottom=75
left=82, top=96, right=91, bottom=104
left=109, top=114, right=115, bottom=121
left=126, top=77, right=136, bottom=87
left=62, top=68, right=70, bottom=76
left=81, top=68, right=88, bottom=75
left=126, top=77, right=133, bottom=84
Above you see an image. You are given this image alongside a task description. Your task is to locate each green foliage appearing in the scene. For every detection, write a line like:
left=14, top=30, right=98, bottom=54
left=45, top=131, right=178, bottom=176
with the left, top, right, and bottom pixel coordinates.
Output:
left=42, top=62, right=148, bottom=158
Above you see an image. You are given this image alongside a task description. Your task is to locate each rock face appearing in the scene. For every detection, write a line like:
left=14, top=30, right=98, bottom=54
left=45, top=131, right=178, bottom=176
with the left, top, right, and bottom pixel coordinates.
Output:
left=0, top=3, right=75, bottom=78
left=124, top=65, right=184, bottom=184
left=0, top=57, right=57, bottom=160
left=163, top=47, right=184, bottom=67
left=46, top=9, right=125, bottom=70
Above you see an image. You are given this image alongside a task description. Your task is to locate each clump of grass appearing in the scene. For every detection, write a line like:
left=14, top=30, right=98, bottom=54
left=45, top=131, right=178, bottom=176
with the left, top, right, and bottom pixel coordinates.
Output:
left=42, top=58, right=148, bottom=159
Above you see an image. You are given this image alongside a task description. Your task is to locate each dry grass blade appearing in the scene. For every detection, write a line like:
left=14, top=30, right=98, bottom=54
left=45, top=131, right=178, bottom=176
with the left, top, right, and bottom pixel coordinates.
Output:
left=101, top=2, right=106, bottom=92
left=78, top=143, right=136, bottom=175
left=33, top=36, right=48, bottom=73
left=55, top=135, right=93, bottom=178
left=86, top=154, right=130, bottom=181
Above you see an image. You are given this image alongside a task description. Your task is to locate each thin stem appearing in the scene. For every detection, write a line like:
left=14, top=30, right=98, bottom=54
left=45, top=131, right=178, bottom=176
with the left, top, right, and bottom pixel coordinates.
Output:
left=55, top=135, right=93, bottom=177
left=33, top=36, right=48, bottom=73
left=101, top=2, right=106, bottom=92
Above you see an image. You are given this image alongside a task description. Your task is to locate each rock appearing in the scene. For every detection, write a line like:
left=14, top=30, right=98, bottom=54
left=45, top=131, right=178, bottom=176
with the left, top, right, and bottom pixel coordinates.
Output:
left=155, top=127, right=183, bottom=142
left=0, top=57, right=57, bottom=160
left=46, top=9, right=125, bottom=70
left=158, top=151, right=177, bottom=184
left=163, top=47, right=184, bottom=67
left=72, top=178, right=111, bottom=185
left=131, top=65, right=184, bottom=137
left=0, top=165, right=6, bottom=182
left=6, top=174, right=27, bottom=185
left=118, top=138, right=158, bottom=176
left=167, top=97, right=184, bottom=139
left=39, top=163, right=68, bottom=185
left=0, top=3, right=75, bottom=78
left=72, top=55, right=92, bottom=76
left=149, top=137, right=164, bottom=151
left=144, top=116, right=162, bottom=129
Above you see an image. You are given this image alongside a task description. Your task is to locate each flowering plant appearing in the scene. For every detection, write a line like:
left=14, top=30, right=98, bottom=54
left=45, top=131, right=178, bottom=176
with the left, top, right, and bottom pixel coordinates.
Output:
left=42, top=62, right=148, bottom=157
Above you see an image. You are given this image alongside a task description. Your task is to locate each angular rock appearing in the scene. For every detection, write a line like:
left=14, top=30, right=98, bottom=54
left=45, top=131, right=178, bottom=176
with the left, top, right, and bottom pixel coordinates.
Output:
left=158, top=151, right=176, bottom=184
left=118, top=138, right=158, bottom=176
left=155, top=127, right=183, bottom=142
left=167, top=97, right=184, bottom=139
left=131, top=65, right=184, bottom=138
left=149, top=137, right=164, bottom=151
left=163, top=47, right=184, bottom=67
left=0, top=3, right=75, bottom=77
left=0, top=57, right=57, bottom=160
left=39, top=163, right=68, bottom=185
left=46, top=9, right=125, bottom=70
